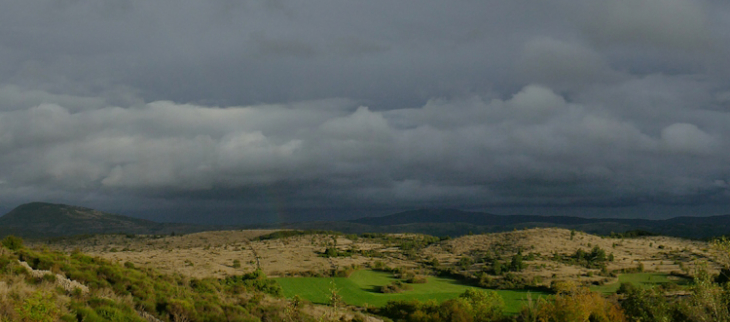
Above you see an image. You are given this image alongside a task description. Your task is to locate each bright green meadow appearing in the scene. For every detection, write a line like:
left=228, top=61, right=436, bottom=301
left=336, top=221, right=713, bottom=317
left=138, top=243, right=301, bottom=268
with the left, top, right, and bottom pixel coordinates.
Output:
left=275, top=270, right=549, bottom=314
left=591, top=272, right=692, bottom=294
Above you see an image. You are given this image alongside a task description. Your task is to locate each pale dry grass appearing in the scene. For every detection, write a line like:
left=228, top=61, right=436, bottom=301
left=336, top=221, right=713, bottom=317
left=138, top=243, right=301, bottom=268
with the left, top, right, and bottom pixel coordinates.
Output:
left=18, top=261, right=89, bottom=294
left=48, top=230, right=409, bottom=278
left=424, top=228, right=718, bottom=284
left=44, top=228, right=721, bottom=286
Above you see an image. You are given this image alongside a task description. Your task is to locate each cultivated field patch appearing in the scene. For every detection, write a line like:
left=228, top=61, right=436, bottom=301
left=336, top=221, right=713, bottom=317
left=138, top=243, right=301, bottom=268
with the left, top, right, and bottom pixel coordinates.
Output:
left=276, top=269, right=549, bottom=314
left=591, top=272, right=692, bottom=294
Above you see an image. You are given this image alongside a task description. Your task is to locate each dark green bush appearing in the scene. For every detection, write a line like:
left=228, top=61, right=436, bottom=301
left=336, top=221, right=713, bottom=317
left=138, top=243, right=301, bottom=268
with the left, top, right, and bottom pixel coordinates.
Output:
left=2, top=235, right=23, bottom=250
left=224, top=269, right=283, bottom=297
left=379, top=281, right=412, bottom=293
left=377, top=289, right=505, bottom=322
left=552, top=246, right=613, bottom=269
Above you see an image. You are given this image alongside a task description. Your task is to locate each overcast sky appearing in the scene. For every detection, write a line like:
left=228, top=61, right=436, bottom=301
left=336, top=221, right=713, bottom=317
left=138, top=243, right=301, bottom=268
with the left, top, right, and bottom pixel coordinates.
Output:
left=1, top=0, right=729, bottom=224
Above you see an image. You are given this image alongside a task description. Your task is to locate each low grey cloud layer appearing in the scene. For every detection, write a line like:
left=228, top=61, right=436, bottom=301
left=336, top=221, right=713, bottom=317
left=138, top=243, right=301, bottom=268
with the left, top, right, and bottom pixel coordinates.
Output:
left=0, top=0, right=728, bottom=222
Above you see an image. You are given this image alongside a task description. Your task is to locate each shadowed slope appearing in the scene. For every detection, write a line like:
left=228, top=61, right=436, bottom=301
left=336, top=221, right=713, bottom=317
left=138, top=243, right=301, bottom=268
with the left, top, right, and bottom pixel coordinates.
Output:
left=0, top=202, right=217, bottom=237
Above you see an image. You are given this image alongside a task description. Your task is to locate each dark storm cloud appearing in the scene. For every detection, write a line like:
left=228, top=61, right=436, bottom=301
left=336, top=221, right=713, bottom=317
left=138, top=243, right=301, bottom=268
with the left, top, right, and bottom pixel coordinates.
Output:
left=0, top=0, right=729, bottom=222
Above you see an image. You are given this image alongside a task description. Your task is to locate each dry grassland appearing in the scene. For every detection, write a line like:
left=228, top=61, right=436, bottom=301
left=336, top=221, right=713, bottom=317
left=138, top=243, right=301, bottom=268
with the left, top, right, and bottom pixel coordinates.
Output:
left=425, top=228, right=719, bottom=284
left=47, top=230, right=412, bottom=278
left=45, top=228, right=721, bottom=286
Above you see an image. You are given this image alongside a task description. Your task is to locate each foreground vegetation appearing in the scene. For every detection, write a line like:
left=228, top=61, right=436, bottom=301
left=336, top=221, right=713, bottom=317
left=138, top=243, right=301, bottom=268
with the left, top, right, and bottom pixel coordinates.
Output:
left=0, top=236, right=324, bottom=322
left=370, top=271, right=730, bottom=322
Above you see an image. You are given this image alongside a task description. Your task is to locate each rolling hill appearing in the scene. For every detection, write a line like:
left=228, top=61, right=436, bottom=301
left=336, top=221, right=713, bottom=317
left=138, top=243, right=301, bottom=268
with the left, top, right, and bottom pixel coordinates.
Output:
left=0, top=202, right=218, bottom=238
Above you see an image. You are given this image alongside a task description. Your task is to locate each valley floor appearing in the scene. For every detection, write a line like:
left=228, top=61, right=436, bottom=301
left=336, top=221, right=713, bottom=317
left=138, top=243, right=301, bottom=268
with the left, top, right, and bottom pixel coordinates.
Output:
left=44, top=227, right=720, bottom=287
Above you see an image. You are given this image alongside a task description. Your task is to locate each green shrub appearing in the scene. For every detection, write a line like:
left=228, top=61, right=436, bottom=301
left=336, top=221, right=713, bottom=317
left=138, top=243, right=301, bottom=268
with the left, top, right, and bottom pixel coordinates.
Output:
left=320, top=247, right=352, bottom=258
left=42, top=273, right=57, bottom=283
left=405, top=275, right=428, bottom=284
left=2, top=235, right=23, bottom=250
left=491, top=260, right=503, bottom=275
left=13, top=264, right=29, bottom=275
left=458, top=256, right=473, bottom=270
left=16, top=291, right=59, bottom=322
left=553, top=246, right=612, bottom=269
left=371, top=260, right=388, bottom=271
left=379, top=281, right=412, bottom=293
left=378, top=289, right=506, bottom=322
left=510, top=253, right=527, bottom=272
left=166, top=299, right=196, bottom=321
left=618, top=283, right=671, bottom=322
left=224, top=269, right=283, bottom=297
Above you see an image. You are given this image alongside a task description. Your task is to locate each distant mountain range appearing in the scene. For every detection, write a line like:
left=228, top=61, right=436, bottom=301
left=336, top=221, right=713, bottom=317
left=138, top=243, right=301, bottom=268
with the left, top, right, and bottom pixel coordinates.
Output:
left=1, top=202, right=729, bottom=239
left=0, top=202, right=221, bottom=238
left=344, top=209, right=730, bottom=239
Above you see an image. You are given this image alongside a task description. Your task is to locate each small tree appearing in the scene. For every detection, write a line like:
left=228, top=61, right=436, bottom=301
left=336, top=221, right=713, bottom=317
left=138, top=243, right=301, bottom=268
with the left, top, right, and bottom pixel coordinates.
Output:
left=324, top=247, right=339, bottom=257
left=329, top=280, right=342, bottom=311
left=591, top=246, right=606, bottom=262
left=491, top=260, right=503, bottom=275
left=510, top=253, right=526, bottom=272
left=458, top=256, right=473, bottom=270
left=285, top=295, right=302, bottom=322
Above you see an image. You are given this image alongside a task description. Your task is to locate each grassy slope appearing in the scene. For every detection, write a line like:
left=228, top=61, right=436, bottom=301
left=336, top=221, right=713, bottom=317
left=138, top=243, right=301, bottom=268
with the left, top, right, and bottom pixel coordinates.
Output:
left=276, top=270, right=549, bottom=314
left=591, top=272, right=692, bottom=294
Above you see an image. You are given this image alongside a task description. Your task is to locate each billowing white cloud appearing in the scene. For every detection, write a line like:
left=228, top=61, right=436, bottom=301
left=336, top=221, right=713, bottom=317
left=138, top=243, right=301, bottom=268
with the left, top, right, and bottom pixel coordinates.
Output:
left=319, top=106, right=392, bottom=141
left=660, top=122, right=716, bottom=154
left=508, top=85, right=567, bottom=121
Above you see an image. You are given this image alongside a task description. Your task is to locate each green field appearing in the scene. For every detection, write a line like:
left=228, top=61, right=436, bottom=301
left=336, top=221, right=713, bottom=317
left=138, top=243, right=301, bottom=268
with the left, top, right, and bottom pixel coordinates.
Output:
left=275, top=270, right=549, bottom=314
left=591, top=272, right=692, bottom=294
